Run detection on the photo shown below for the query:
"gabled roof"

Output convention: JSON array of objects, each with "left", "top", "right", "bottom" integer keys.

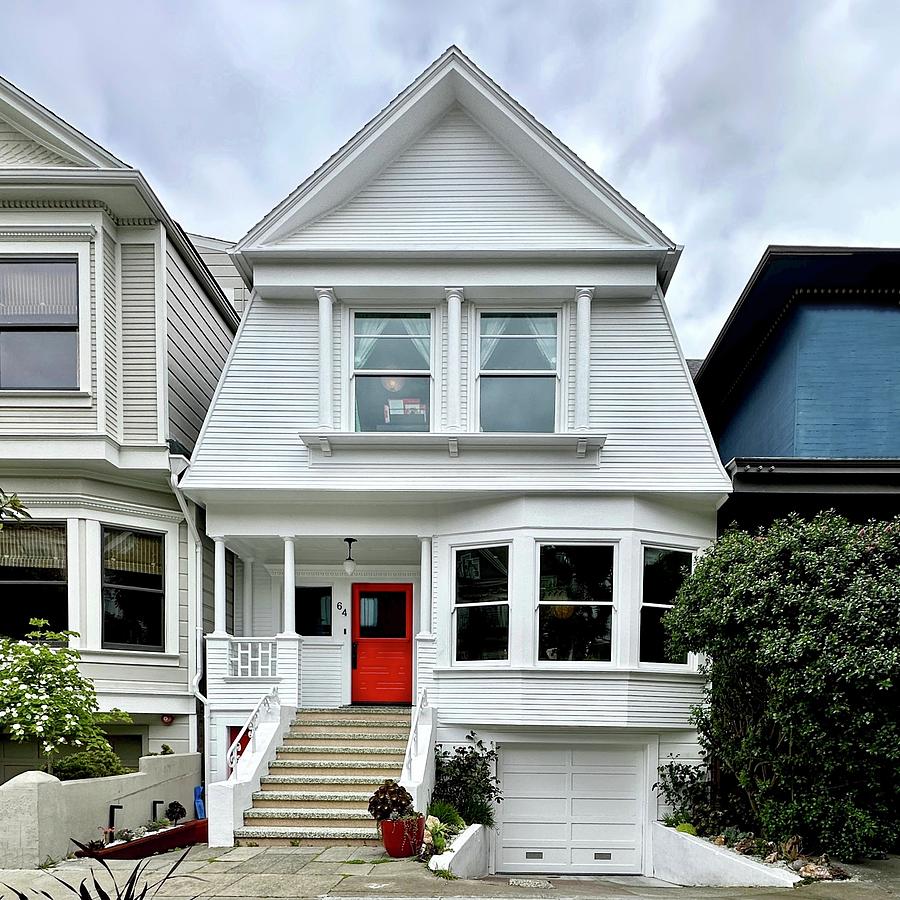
[
  {"left": 0, "top": 74, "right": 128, "bottom": 168},
  {"left": 235, "top": 46, "right": 677, "bottom": 277}
]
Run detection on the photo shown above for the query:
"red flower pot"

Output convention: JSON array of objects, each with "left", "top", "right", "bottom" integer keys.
[{"left": 380, "top": 816, "right": 425, "bottom": 857}]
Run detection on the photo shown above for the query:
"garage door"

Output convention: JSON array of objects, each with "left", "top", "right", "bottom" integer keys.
[{"left": 498, "top": 743, "right": 644, "bottom": 874}]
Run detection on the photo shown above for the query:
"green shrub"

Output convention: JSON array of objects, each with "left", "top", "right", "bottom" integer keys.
[
  {"left": 675, "top": 823, "right": 698, "bottom": 836},
  {"left": 427, "top": 799, "right": 465, "bottom": 829},
  {"left": 666, "top": 511, "right": 900, "bottom": 859},
  {"left": 655, "top": 759, "right": 721, "bottom": 834},
  {"left": 53, "top": 747, "right": 125, "bottom": 781},
  {"left": 432, "top": 731, "right": 502, "bottom": 828}
]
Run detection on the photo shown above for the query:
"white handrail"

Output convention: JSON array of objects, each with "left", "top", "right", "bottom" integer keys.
[
  {"left": 226, "top": 685, "right": 280, "bottom": 778},
  {"left": 402, "top": 687, "right": 428, "bottom": 781}
]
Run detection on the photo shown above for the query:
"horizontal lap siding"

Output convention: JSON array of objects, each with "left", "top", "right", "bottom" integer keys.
[
  {"left": 300, "top": 644, "right": 343, "bottom": 707},
  {"left": 283, "top": 108, "right": 638, "bottom": 250},
  {"left": 103, "top": 232, "right": 120, "bottom": 438},
  {"left": 187, "top": 239, "right": 249, "bottom": 316},
  {"left": 0, "top": 117, "right": 76, "bottom": 167},
  {"left": 121, "top": 244, "right": 158, "bottom": 442},
  {"left": 165, "top": 242, "right": 234, "bottom": 451}
]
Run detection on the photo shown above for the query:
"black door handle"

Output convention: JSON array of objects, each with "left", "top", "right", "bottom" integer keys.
[{"left": 352, "top": 641, "right": 358, "bottom": 669}]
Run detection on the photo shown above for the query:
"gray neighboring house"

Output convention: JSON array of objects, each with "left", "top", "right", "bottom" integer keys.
[{"left": 0, "top": 75, "right": 239, "bottom": 781}]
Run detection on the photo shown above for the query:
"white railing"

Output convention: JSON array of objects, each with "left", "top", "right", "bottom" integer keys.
[
  {"left": 400, "top": 688, "right": 436, "bottom": 813},
  {"left": 228, "top": 639, "right": 278, "bottom": 678},
  {"left": 226, "top": 685, "right": 280, "bottom": 776}
]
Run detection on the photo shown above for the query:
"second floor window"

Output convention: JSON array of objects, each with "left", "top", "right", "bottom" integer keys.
[
  {"left": 353, "top": 312, "right": 431, "bottom": 432},
  {"left": 0, "top": 258, "right": 79, "bottom": 390},
  {"left": 479, "top": 312, "right": 558, "bottom": 432}
]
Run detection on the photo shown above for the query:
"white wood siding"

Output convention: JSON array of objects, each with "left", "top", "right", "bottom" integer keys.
[
  {"left": 120, "top": 244, "right": 158, "bottom": 442},
  {"left": 0, "top": 117, "right": 78, "bottom": 167},
  {"left": 102, "top": 231, "right": 120, "bottom": 439},
  {"left": 186, "top": 234, "right": 249, "bottom": 316},
  {"left": 281, "top": 108, "right": 640, "bottom": 251},
  {"left": 300, "top": 642, "right": 343, "bottom": 707},
  {"left": 165, "top": 240, "right": 233, "bottom": 451}
]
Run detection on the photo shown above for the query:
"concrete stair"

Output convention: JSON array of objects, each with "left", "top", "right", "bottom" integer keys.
[{"left": 234, "top": 706, "right": 410, "bottom": 847}]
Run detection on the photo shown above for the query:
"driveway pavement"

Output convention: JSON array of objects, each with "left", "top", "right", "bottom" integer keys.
[{"left": 0, "top": 844, "right": 896, "bottom": 899}]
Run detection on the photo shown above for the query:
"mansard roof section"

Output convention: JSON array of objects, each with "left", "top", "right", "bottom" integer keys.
[
  {"left": 236, "top": 47, "right": 676, "bottom": 261},
  {"left": 0, "top": 74, "right": 128, "bottom": 169}
]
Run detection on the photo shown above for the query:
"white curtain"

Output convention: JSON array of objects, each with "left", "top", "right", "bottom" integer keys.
[
  {"left": 0, "top": 260, "right": 77, "bottom": 323},
  {"left": 480, "top": 314, "right": 556, "bottom": 370},
  {"left": 354, "top": 315, "right": 430, "bottom": 370}
]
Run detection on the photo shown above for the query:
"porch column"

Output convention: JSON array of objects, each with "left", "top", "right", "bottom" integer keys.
[
  {"left": 445, "top": 287, "right": 464, "bottom": 430},
  {"left": 242, "top": 557, "right": 254, "bottom": 637},
  {"left": 212, "top": 536, "right": 227, "bottom": 636},
  {"left": 574, "top": 286, "right": 594, "bottom": 431},
  {"left": 418, "top": 536, "right": 433, "bottom": 636},
  {"left": 280, "top": 536, "right": 297, "bottom": 636},
  {"left": 315, "top": 287, "right": 336, "bottom": 429}
]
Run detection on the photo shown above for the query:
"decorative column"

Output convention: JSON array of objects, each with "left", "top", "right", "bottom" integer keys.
[
  {"left": 242, "top": 558, "right": 254, "bottom": 637},
  {"left": 418, "top": 536, "right": 433, "bottom": 636},
  {"left": 315, "top": 287, "right": 336, "bottom": 429},
  {"left": 574, "top": 286, "right": 594, "bottom": 431},
  {"left": 280, "top": 536, "right": 297, "bottom": 636},
  {"left": 445, "top": 287, "right": 464, "bottom": 430},
  {"left": 212, "top": 537, "right": 227, "bottom": 636}
]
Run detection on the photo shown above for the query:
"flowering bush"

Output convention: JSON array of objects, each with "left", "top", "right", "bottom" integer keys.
[{"left": 0, "top": 618, "right": 112, "bottom": 769}]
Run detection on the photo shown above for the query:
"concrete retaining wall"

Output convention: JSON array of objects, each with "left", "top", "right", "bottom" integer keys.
[
  {"left": 428, "top": 825, "right": 489, "bottom": 878},
  {"left": 0, "top": 753, "right": 201, "bottom": 868}
]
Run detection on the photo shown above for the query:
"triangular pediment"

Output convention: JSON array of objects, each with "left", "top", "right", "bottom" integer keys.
[
  {"left": 0, "top": 115, "right": 82, "bottom": 167},
  {"left": 280, "top": 107, "right": 639, "bottom": 251},
  {"left": 239, "top": 47, "right": 674, "bottom": 255}
]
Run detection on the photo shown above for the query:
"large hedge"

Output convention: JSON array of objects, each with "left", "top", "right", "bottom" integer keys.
[{"left": 666, "top": 511, "right": 900, "bottom": 859}]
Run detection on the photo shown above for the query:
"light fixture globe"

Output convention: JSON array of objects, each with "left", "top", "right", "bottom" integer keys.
[{"left": 342, "top": 537, "right": 357, "bottom": 575}]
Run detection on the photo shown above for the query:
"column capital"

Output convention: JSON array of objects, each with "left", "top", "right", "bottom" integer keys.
[
  {"left": 279, "top": 534, "right": 296, "bottom": 542},
  {"left": 314, "top": 287, "right": 337, "bottom": 303},
  {"left": 209, "top": 534, "right": 225, "bottom": 543},
  {"left": 242, "top": 556, "right": 255, "bottom": 565},
  {"left": 575, "top": 286, "right": 595, "bottom": 302},
  {"left": 444, "top": 286, "right": 465, "bottom": 303}
]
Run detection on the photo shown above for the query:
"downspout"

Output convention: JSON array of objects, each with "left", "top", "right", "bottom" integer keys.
[{"left": 168, "top": 455, "right": 211, "bottom": 794}]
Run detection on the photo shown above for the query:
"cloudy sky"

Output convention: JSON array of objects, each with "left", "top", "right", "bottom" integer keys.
[{"left": 4, "top": 0, "right": 898, "bottom": 355}]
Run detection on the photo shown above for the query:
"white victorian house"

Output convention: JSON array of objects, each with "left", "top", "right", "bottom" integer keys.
[{"left": 182, "top": 48, "right": 731, "bottom": 874}]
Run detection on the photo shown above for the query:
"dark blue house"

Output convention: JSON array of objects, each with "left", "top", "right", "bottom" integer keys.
[{"left": 694, "top": 246, "right": 900, "bottom": 530}]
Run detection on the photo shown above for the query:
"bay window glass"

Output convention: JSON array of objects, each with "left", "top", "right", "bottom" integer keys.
[
  {"left": 102, "top": 527, "right": 165, "bottom": 652},
  {"left": 640, "top": 546, "right": 693, "bottom": 664},
  {"left": 454, "top": 545, "right": 509, "bottom": 661},
  {"left": 295, "top": 586, "right": 332, "bottom": 637},
  {"left": 538, "top": 544, "right": 613, "bottom": 662},
  {"left": 0, "top": 523, "right": 67, "bottom": 638},
  {"left": 0, "top": 259, "right": 79, "bottom": 389},
  {"left": 353, "top": 312, "right": 431, "bottom": 432},
  {"left": 479, "top": 312, "right": 557, "bottom": 432}
]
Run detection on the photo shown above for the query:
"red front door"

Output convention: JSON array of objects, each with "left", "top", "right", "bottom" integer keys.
[{"left": 351, "top": 583, "right": 413, "bottom": 704}]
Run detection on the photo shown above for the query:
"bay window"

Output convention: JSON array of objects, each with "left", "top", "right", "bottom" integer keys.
[
  {"left": 538, "top": 544, "right": 614, "bottom": 662},
  {"left": 0, "top": 523, "right": 67, "bottom": 638},
  {"left": 454, "top": 545, "right": 509, "bottom": 661},
  {"left": 102, "top": 527, "right": 165, "bottom": 652},
  {"left": 478, "top": 312, "right": 558, "bottom": 432},
  {"left": 0, "top": 258, "right": 79, "bottom": 390},
  {"left": 639, "top": 546, "right": 693, "bottom": 664},
  {"left": 353, "top": 312, "right": 431, "bottom": 432}
]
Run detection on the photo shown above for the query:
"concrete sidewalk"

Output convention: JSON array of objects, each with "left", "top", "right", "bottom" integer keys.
[{"left": 0, "top": 844, "right": 896, "bottom": 899}]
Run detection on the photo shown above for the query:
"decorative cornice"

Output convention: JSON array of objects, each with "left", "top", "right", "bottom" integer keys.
[
  {"left": 0, "top": 224, "right": 97, "bottom": 241},
  {"left": 18, "top": 493, "right": 183, "bottom": 522},
  {"left": 264, "top": 564, "right": 419, "bottom": 578},
  {"left": 0, "top": 199, "right": 157, "bottom": 227}
]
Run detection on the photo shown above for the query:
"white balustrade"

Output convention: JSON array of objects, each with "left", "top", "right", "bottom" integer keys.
[{"left": 228, "top": 639, "right": 278, "bottom": 678}]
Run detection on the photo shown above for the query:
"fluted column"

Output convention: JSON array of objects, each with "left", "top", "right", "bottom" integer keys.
[
  {"left": 445, "top": 287, "right": 464, "bottom": 430},
  {"left": 280, "top": 537, "right": 297, "bottom": 636},
  {"left": 574, "top": 286, "right": 594, "bottom": 431},
  {"left": 212, "top": 537, "right": 227, "bottom": 636},
  {"left": 242, "top": 558, "right": 254, "bottom": 637},
  {"left": 315, "top": 287, "right": 336, "bottom": 429}
]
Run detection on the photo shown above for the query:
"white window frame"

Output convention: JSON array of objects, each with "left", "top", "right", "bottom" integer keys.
[
  {"left": 638, "top": 542, "right": 698, "bottom": 671},
  {"left": 294, "top": 582, "right": 335, "bottom": 638},
  {"left": 533, "top": 540, "right": 618, "bottom": 668},
  {"left": 0, "top": 242, "right": 92, "bottom": 404},
  {"left": 451, "top": 540, "right": 513, "bottom": 667},
  {"left": 349, "top": 308, "right": 435, "bottom": 433},
  {"left": 475, "top": 307, "right": 562, "bottom": 433}
]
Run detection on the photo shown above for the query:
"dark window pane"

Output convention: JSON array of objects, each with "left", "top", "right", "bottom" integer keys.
[
  {"left": 480, "top": 376, "right": 555, "bottom": 432},
  {"left": 354, "top": 375, "right": 430, "bottom": 432},
  {"left": 296, "top": 586, "right": 332, "bottom": 637},
  {"left": 354, "top": 313, "right": 430, "bottom": 370},
  {"left": 643, "top": 547, "right": 693, "bottom": 606},
  {"left": 540, "top": 545, "right": 614, "bottom": 604},
  {"left": 358, "top": 590, "right": 407, "bottom": 638},
  {"left": 0, "top": 524, "right": 66, "bottom": 578},
  {"left": 0, "top": 330, "right": 78, "bottom": 389},
  {"left": 0, "top": 583, "right": 68, "bottom": 639},
  {"left": 456, "top": 546, "right": 509, "bottom": 604},
  {"left": 103, "top": 529, "right": 164, "bottom": 591},
  {"left": 456, "top": 604, "right": 509, "bottom": 661},
  {"left": 640, "top": 606, "right": 687, "bottom": 664},
  {"left": 102, "top": 586, "right": 164, "bottom": 651},
  {"left": 538, "top": 605, "right": 612, "bottom": 662},
  {"left": 0, "top": 260, "right": 78, "bottom": 325}
]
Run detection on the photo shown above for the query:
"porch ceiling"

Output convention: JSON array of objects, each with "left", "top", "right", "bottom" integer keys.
[{"left": 224, "top": 534, "right": 421, "bottom": 567}]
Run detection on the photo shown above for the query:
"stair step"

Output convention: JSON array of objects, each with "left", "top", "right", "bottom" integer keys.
[
  {"left": 234, "top": 825, "right": 381, "bottom": 847},
  {"left": 292, "top": 708, "right": 410, "bottom": 725},
  {"left": 245, "top": 808, "right": 374, "bottom": 829},
  {"left": 252, "top": 790, "right": 371, "bottom": 806},
  {"left": 269, "top": 760, "right": 400, "bottom": 778},
  {"left": 276, "top": 744, "right": 404, "bottom": 757},
  {"left": 290, "top": 719, "right": 410, "bottom": 731},
  {"left": 283, "top": 731, "right": 408, "bottom": 743},
  {"left": 259, "top": 775, "right": 386, "bottom": 791}
]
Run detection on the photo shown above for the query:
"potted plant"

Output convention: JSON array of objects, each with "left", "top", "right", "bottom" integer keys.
[{"left": 367, "top": 779, "right": 424, "bottom": 857}]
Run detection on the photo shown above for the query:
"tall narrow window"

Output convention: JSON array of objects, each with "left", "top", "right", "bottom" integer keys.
[
  {"left": 538, "top": 544, "right": 614, "bottom": 662},
  {"left": 0, "top": 259, "right": 79, "bottom": 389},
  {"left": 295, "top": 586, "right": 332, "bottom": 637},
  {"left": 102, "top": 527, "right": 165, "bottom": 652},
  {"left": 640, "top": 546, "right": 693, "bottom": 664},
  {"left": 0, "top": 523, "right": 67, "bottom": 638},
  {"left": 454, "top": 546, "right": 509, "bottom": 661},
  {"left": 353, "top": 312, "right": 431, "bottom": 432},
  {"left": 478, "top": 312, "right": 558, "bottom": 432}
]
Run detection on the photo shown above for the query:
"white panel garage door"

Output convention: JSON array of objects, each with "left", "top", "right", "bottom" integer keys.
[{"left": 498, "top": 743, "right": 644, "bottom": 874}]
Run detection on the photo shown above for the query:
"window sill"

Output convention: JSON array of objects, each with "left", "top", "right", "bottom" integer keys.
[
  {"left": 80, "top": 648, "right": 181, "bottom": 666},
  {"left": 434, "top": 665, "right": 701, "bottom": 677},
  {"left": 0, "top": 390, "right": 92, "bottom": 408}
]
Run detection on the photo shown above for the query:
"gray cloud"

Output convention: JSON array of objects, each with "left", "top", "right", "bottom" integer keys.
[{"left": 4, "top": 0, "right": 900, "bottom": 355}]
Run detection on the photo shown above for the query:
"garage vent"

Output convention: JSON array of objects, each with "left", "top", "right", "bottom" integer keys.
[
  {"left": 525, "top": 851, "right": 543, "bottom": 860},
  {"left": 594, "top": 852, "right": 612, "bottom": 860}
]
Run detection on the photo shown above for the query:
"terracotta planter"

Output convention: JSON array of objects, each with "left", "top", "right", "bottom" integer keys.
[
  {"left": 76, "top": 819, "right": 208, "bottom": 860},
  {"left": 380, "top": 816, "right": 425, "bottom": 857}
]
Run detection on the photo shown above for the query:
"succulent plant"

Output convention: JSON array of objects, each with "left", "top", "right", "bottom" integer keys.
[{"left": 367, "top": 779, "right": 415, "bottom": 822}]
